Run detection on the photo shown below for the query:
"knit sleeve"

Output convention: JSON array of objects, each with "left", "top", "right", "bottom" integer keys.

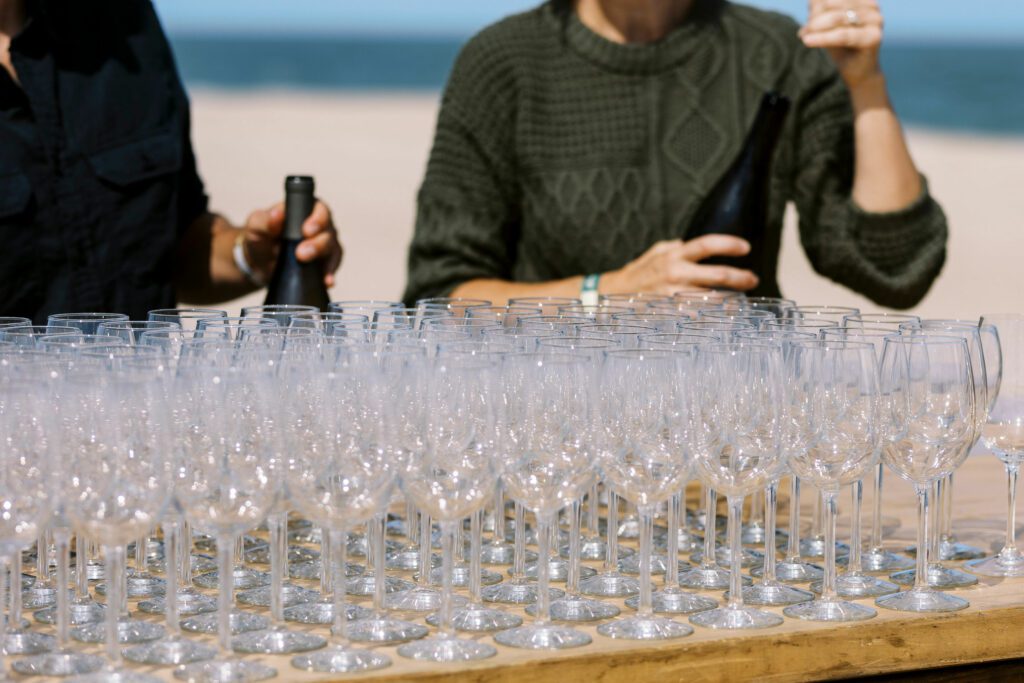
[
  {"left": 401, "top": 31, "right": 520, "bottom": 306},
  {"left": 790, "top": 50, "right": 948, "bottom": 310}
]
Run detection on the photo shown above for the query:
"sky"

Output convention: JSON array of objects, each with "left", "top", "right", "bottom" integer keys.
[{"left": 152, "top": 0, "right": 1024, "bottom": 42}]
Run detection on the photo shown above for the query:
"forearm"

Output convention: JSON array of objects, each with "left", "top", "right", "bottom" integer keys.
[
  {"left": 175, "top": 212, "right": 259, "bottom": 304},
  {"left": 451, "top": 276, "right": 585, "bottom": 305},
  {"left": 849, "top": 74, "right": 922, "bottom": 212}
]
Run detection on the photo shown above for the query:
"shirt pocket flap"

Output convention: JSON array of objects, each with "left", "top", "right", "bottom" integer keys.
[
  {"left": 0, "top": 172, "right": 32, "bottom": 218},
  {"left": 87, "top": 130, "right": 182, "bottom": 187}
]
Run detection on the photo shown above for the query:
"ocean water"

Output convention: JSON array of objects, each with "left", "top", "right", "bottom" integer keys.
[{"left": 169, "top": 35, "right": 1024, "bottom": 136}]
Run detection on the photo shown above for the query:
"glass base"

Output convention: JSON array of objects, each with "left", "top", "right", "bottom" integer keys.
[
  {"left": 397, "top": 635, "right": 497, "bottom": 662},
  {"left": 2, "top": 616, "right": 29, "bottom": 630},
  {"left": 180, "top": 610, "right": 269, "bottom": 635},
  {"left": 479, "top": 542, "right": 524, "bottom": 565},
  {"left": 617, "top": 553, "right": 678, "bottom": 576},
  {"left": 232, "top": 626, "right": 328, "bottom": 654},
  {"left": 627, "top": 588, "right": 717, "bottom": 615},
  {"left": 597, "top": 614, "right": 694, "bottom": 640},
  {"left": 137, "top": 591, "right": 218, "bottom": 617},
  {"left": 22, "top": 584, "right": 61, "bottom": 609},
  {"left": 11, "top": 649, "right": 105, "bottom": 677},
  {"left": 618, "top": 515, "right": 640, "bottom": 539},
  {"left": 653, "top": 530, "right": 702, "bottom": 555},
  {"left": 811, "top": 572, "right": 899, "bottom": 598},
  {"left": 287, "top": 527, "right": 321, "bottom": 544},
  {"left": 799, "top": 537, "right": 850, "bottom": 559},
  {"left": 283, "top": 600, "right": 372, "bottom": 625},
  {"left": 173, "top": 659, "right": 277, "bottom": 683},
  {"left": 533, "top": 595, "right": 620, "bottom": 621},
  {"left": 738, "top": 581, "right": 814, "bottom": 606},
  {"left": 493, "top": 624, "right": 592, "bottom": 649},
  {"left": 690, "top": 546, "right": 764, "bottom": 569},
  {"left": 890, "top": 565, "right": 978, "bottom": 589},
  {"left": 861, "top": 547, "right": 915, "bottom": 572},
  {"left": 578, "top": 571, "right": 639, "bottom": 597},
  {"left": 123, "top": 636, "right": 218, "bottom": 665},
  {"left": 345, "top": 574, "right": 415, "bottom": 596},
  {"left": 235, "top": 583, "right": 320, "bottom": 608},
  {"left": 243, "top": 544, "right": 319, "bottom": 565},
  {"left": 678, "top": 566, "right": 749, "bottom": 591},
  {"left": 346, "top": 615, "right": 429, "bottom": 644},
  {"left": 385, "top": 548, "right": 440, "bottom": 571},
  {"left": 521, "top": 558, "right": 596, "bottom": 583},
  {"left": 768, "top": 559, "right": 824, "bottom": 583},
  {"left": 428, "top": 564, "right": 504, "bottom": 586},
  {"left": 95, "top": 575, "right": 166, "bottom": 599},
  {"left": 938, "top": 539, "right": 987, "bottom": 561},
  {"left": 288, "top": 560, "right": 363, "bottom": 581},
  {"left": 385, "top": 586, "right": 467, "bottom": 612},
  {"left": 70, "top": 619, "right": 166, "bottom": 644},
  {"left": 875, "top": 587, "right": 969, "bottom": 613},
  {"left": 562, "top": 536, "right": 610, "bottom": 561},
  {"left": 65, "top": 669, "right": 164, "bottom": 683},
  {"left": 738, "top": 525, "right": 788, "bottom": 548},
  {"left": 192, "top": 567, "right": 270, "bottom": 591},
  {"left": 427, "top": 605, "right": 523, "bottom": 631},
  {"left": 783, "top": 597, "right": 876, "bottom": 622},
  {"left": 291, "top": 646, "right": 391, "bottom": 673},
  {"left": 21, "top": 573, "right": 35, "bottom": 589},
  {"left": 3, "top": 630, "right": 56, "bottom": 655},
  {"left": 689, "top": 604, "right": 783, "bottom": 629},
  {"left": 481, "top": 580, "right": 565, "bottom": 605},
  {"left": 34, "top": 600, "right": 106, "bottom": 626},
  {"left": 193, "top": 535, "right": 262, "bottom": 553},
  {"left": 965, "top": 549, "right": 1024, "bottom": 577},
  {"left": 148, "top": 553, "right": 217, "bottom": 576}
]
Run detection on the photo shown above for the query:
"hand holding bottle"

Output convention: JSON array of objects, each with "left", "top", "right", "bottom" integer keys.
[
  {"left": 601, "top": 235, "right": 759, "bottom": 296},
  {"left": 240, "top": 197, "right": 343, "bottom": 288}
]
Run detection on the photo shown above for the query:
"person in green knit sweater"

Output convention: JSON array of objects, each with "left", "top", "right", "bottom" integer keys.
[{"left": 403, "top": 0, "right": 947, "bottom": 309}]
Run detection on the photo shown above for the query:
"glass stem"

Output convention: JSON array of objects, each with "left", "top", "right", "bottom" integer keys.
[
  {"left": 406, "top": 501, "right": 418, "bottom": 548},
  {"left": 439, "top": 521, "right": 457, "bottom": 638},
  {"left": 761, "top": 481, "right": 778, "bottom": 584},
  {"left": 567, "top": 500, "right": 581, "bottom": 596},
  {"left": 637, "top": 504, "right": 654, "bottom": 617},
  {"left": 929, "top": 479, "right": 941, "bottom": 568},
  {"left": 869, "top": 464, "right": 884, "bottom": 551},
  {"left": 701, "top": 488, "right": 717, "bottom": 569},
  {"left": 1003, "top": 464, "right": 1019, "bottom": 557},
  {"left": 491, "top": 484, "right": 504, "bottom": 545},
  {"left": 329, "top": 529, "right": 348, "bottom": 645},
  {"left": 216, "top": 534, "right": 234, "bottom": 653},
  {"left": 163, "top": 520, "right": 180, "bottom": 636},
  {"left": 319, "top": 527, "right": 332, "bottom": 597},
  {"left": 35, "top": 530, "right": 48, "bottom": 584},
  {"left": 0, "top": 557, "right": 7, "bottom": 678},
  {"left": 417, "top": 513, "right": 431, "bottom": 588},
  {"left": 372, "top": 515, "right": 386, "bottom": 612},
  {"left": 606, "top": 491, "right": 620, "bottom": 571},
  {"left": 469, "top": 510, "right": 483, "bottom": 603},
  {"left": 848, "top": 480, "right": 864, "bottom": 574},
  {"left": 534, "top": 513, "right": 553, "bottom": 625},
  {"left": 587, "top": 483, "right": 599, "bottom": 538},
  {"left": 821, "top": 489, "right": 839, "bottom": 601},
  {"left": 512, "top": 503, "right": 526, "bottom": 581},
  {"left": 180, "top": 521, "right": 193, "bottom": 588},
  {"left": 749, "top": 489, "right": 764, "bottom": 530},
  {"left": 913, "top": 485, "right": 930, "bottom": 591},
  {"left": 726, "top": 496, "right": 744, "bottom": 610},
  {"left": 664, "top": 492, "right": 681, "bottom": 590},
  {"left": 786, "top": 477, "right": 801, "bottom": 561},
  {"left": 75, "top": 534, "right": 89, "bottom": 599},
  {"left": 269, "top": 512, "right": 285, "bottom": 623},
  {"left": 811, "top": 490, "right": 822, "bottom": 541},
  {"left": 10, "top": 551, "right": 23, "bottom": 627},
  {"left": 135, "top": 535, "right": 146, "bottom": 575},
  {"left": 103, "top": 544, "right": 125, "bottom": 665},
  {"left": 941, "top": 473, "right": 955, "bottom": 543},
  {"left": 53, "top": 527, "right": 71, "bottom": 647}
]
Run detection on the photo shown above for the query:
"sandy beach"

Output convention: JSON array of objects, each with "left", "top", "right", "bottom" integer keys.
[{"left": 187, "top": 90, "right": 1024, "bottom": 317}]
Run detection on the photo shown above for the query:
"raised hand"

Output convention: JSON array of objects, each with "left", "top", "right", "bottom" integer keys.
[{"left": 800, "top": 0, "right": 884, "bottom": 89}]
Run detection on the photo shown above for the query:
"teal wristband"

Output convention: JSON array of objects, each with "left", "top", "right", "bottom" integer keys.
[{"left": 581, "top": 273, "right": 600, "bottom": 306}]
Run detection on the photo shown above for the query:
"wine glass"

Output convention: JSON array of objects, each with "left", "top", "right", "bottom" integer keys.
[
  {"left": 968, "top": 315, "right": 1023, "bottom": 577},
  {"left": 196, "top": 317, "right": 278, "bottom": 340},
  {"left": 240, "top": 304, "right": 317, "bottom": 327},
  {"left": 96, "top": 320, "right": 181, "bottom": 345},
  {"left": 494, "top": 354, "right": 595, "bottom": 649},
  {"left": 414, "top": 297, "right": 491, "bottom": 318},
  {"left": 843, "top": 313, "right": 920, "bottom": 331},
  {"left": 689, "top": 342, "right": 787, "bottom": 630},
  {"left": 556, "top": 305, "right": 633, "bottom": 324},
  {"left": 875, "top": 335, "right": 976, "bottom": 613},
  {"left": 611, "top": 313, "right": 690, "bottom": 332},
  {"left": 397, "top": 355, "right": 500, "bottom": 661},
  {"left": 597, "top": 293, "right": 672, "bottom": 311},
  {"left": 0, "top": 325, "right": 78, "bottom": 346},
  {"left": 782, "top": 341, "right": 882, "bottom": 622},
  {"left": 62, "top": 365, "right": 173, "bottom": 682},
  {"left": 466, "top": 305, "right": 543, "bottom": 327},
  {"left": 596, "top": 350, "right": 697, "bottom": 640},
  {"left": 47, "top": 313, "right": 129, "bottom": 334},
  {"left": 286, "top": 348, "right": 397, "bottom": 674},
  {"left": 328, "top": 299, "right": 403, "bottom": 320},
  {"left": 787, "top": 305, "right": 859, "bottom": 326},
  {"left": 508, "top": 296, "right": 580, "bottom": 316},
  {"left": 678, "top": 320, "right": 755, "bottom": 338},
  {"left": 147, "top": 308, "right": 227, "bottom": 330}
]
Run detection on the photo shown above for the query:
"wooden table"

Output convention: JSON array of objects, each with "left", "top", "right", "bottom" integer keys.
[{"left": 13, "top": 454, "right": 1024, "bottom": 682}]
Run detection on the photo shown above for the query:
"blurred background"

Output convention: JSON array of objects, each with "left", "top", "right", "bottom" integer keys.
[{"left": 152, "top": 0, "right": 1024, "bottom": 316}]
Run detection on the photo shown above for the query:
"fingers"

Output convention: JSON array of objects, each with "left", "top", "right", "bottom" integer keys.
[
  {"left": 680, "top": 234, "right": 751, "bottom": 262},
  {"left": 302, "top": 200, "right": 334, "bottom": 238},
  {"left": 801, "top": 7, "right": 882, "bottom": 35},
  {"left": 802, "top": 25, "right": 881, "bottom": 49},
  {"left": 296, "top": 231, "right": 334, "bottom": 262},
  {"left": 684, "top": 264, "right": 759, "bottom": 291},
  {"left": 246, "top": 202, "right": 284, "bottom": 237}
]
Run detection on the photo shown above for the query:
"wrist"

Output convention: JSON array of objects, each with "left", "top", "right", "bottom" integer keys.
[{"left": 847, "top": 71, "right": 890, "bottom": 113}]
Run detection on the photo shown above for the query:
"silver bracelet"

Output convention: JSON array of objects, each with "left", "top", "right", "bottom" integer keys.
[{"left": 233, "top": 232, "right": 266, "bottom": 287}]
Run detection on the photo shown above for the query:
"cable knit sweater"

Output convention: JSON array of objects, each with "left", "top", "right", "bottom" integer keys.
[{"left": 402, "top": 1, "right": 948, "bottom": 309}]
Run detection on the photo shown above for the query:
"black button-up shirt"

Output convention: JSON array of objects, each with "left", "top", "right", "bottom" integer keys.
[{"left": 1, "top": 0, "right": 208, "bottom": 322}]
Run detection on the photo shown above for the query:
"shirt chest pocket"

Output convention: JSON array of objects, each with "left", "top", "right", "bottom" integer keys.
[
  {"left": 0, "top": 172, "right": 33, "bottom": 220},
  {"left": 87, "top": 129, "right": 182, "bottom": 189}
]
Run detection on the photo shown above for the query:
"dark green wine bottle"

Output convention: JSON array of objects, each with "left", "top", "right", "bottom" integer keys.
[{"left": 264, "top": 175, "right": 330, "bottom": 311}]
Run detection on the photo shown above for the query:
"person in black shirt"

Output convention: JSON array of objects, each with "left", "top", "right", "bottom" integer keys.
[{"left": 0, "top": 0, "right": 343, "bottom": 322}]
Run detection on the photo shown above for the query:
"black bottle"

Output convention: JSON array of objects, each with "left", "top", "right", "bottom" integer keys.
[
  {"left": 264, "top": 175, "right": 330, "bottom": 311},
  {"left": 685, "top": 92, "right": 790, "bottom": 271}
]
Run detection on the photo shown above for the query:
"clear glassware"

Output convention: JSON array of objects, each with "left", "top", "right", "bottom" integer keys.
[
  {"left": 96, "top": 320, "right": 181, "bottom": 345},
  {"left": 287, "top": 348, "right": 397, "bottom": 674},
  {"left": 508, "top": 296, "right": 581, "bottom": 316},
  {"left": 240, "top": 304, "right": 318, "bottom": 327},
  {"left": 689, "top": 342, "right": 787, "bottom": 630},
  {"left": 556, "top": 304, "right": 633, "bottom": 324},
  {"left": 611, "top": 312, "right": 690, "bottom": 332},
  {"left": 597, "top": 292, "right": 673, "bottom": 311},
  {"left": 397, "top": 355, "right": 500, "bottom": 661},
  {"left": 46, "top": 312, "right": 129, "bottom": 334},
  {"left": 787, "top": 305, "right": 860, "bottom": 326},
  {"left": 968, "top": 315, "right": 1023, "bottom": 577},
  {"left": 0, "top": 325, "right": 78, "bottom": 346},
  {"left": 494, "top": 354, "right": 595, "bottom": 650},
  {"left": 414, "top": 297, "right": 492, "bottom": 318},
  {"left": 781, "top": 341, "right": 882, "bottom": 622},
  {"left": 875, "top": 335, "right": 976, "bottom": 613},
  {"left": 677, "top": 320, "right": 756, "bottom": 339},
  {"left": 328, "top": 299, "right": 404, "bottom": 320},
  {"left": 465, "top": 305, "right": 543, "bottom": 327},
  {"left": 147, "top": 308, "right": 227, "bottom": 330},
  {"left": 517, "top": 315, "right": 590, "bottom": 336},
  {"left": 576, "top": 323, "right": 657, "bottom": 348},
  {"left": 195, "top": 317, "right": 279, "bottom": 340},
  {"left": 595, "top": 349, "right": 697, "bottom": 640},
  {"left": 578, "top": 488, "right": 639, "bottom": 597}
]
